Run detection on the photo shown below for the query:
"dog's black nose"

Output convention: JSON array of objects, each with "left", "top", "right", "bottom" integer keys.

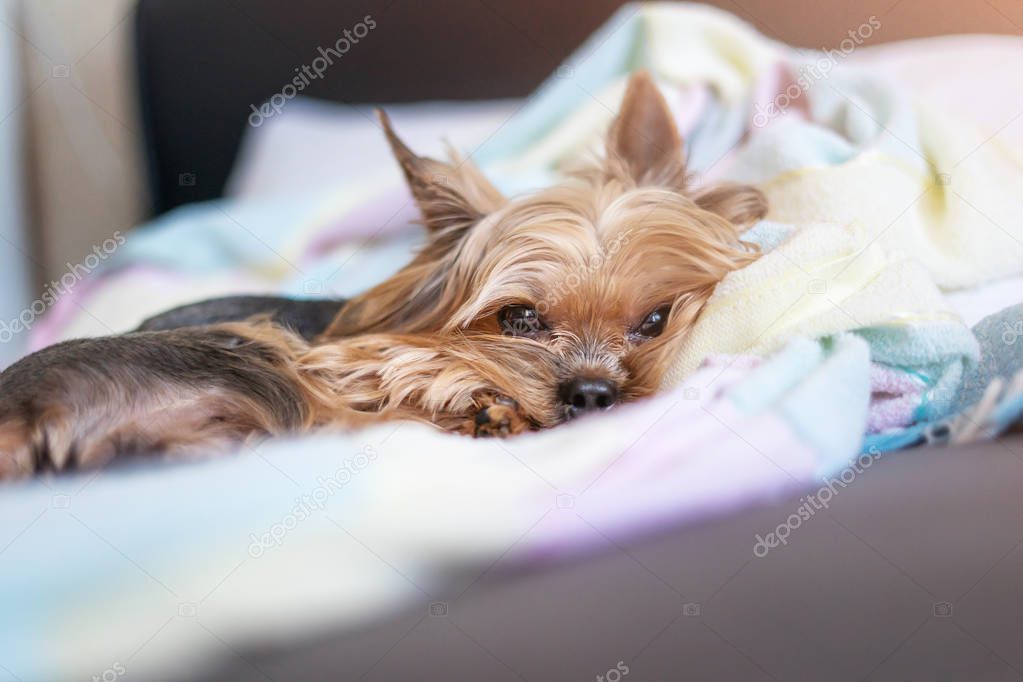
[{"left": 560, "top": 377, "right": 618, "bottom": 417}]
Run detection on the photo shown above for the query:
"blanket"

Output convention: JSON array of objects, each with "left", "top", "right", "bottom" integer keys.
[
  {"left": 5, "top": 4, "right": 1023, "bottom": 679},
  {"left": 0, "top": 335, "right": 871, "bottom": 680}
]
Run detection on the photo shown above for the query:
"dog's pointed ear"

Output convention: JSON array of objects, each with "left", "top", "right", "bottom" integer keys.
[
  {"left": 377, "top": 109, "right": 505, "bottom": 234},
  {"left": 606, "top": 71, "right": 686, "bottom": 187}
]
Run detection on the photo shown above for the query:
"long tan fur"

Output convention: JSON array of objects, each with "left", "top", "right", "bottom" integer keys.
[{"left": 0, "top": 71, "right": 765, "bottom": 479}]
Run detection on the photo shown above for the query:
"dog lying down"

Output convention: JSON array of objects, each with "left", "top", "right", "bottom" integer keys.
[{"left": 0, "top": 72, "right": 766, "bottom": 479}]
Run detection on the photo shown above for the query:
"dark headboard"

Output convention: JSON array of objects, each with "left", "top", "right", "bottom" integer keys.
[{"left": 133, "top": 0, "right": 627, "bottom": 216}]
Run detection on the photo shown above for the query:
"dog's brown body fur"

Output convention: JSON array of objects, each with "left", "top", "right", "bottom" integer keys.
[
  {"left": 0, "top": 72, "right": 766, "bottom": 479},
  {"left": 0, "top": 324, "right": 554, "bottom": 477}
]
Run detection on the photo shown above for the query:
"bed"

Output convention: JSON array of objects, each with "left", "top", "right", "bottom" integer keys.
[{"left": 2, "top": 3, "right": 1023, "bottom": 681}]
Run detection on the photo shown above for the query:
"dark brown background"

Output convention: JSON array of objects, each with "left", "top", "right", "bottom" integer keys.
[{"left": 135, "top": 0, "right": 1023, "bottom": 214}]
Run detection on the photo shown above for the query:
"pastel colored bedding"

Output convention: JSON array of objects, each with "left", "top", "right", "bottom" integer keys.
[
  {"left": 4, "top": 4, "right": 1023, "bottom": 679},
  {"left": 0, "top": 334, "right": 870, "bottom": 680}
]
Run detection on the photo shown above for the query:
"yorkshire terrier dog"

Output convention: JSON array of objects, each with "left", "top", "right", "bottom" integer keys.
[{"left": 0, "top": 72, "right": 765, "bottom": 479}]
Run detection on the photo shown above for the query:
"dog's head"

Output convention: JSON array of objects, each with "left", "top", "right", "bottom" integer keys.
[{"left": 328, "top": 71, "right": 765, "bottom": 423}]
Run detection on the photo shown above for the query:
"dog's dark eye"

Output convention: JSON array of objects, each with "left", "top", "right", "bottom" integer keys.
[
  {"left": 633, "top": 305, "right": 671, "bottom": 339},
  {"left": 498, "top": 305, "right": 547, "bottom": 338}
]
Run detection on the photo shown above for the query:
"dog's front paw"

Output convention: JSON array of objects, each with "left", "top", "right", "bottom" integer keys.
[{"left": 465, "top": 395, "right": 531, "bottom": 438}]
